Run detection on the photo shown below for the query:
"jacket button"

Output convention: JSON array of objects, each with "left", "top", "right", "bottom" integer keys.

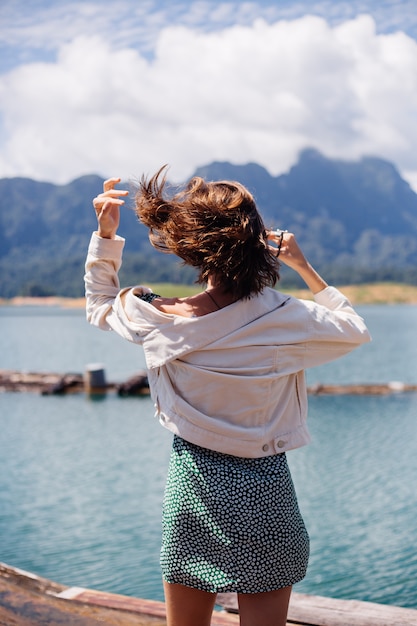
[
  {"left": 262, "top": 444, "right": 269, "bottom": 452},
  {"left": 277, "top": 440, "right": 286, "bottom": 448}
]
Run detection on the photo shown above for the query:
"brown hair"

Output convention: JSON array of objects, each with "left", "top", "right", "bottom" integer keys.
[{"left": 135, "top": 165, "right": 279, "bottom": 299}]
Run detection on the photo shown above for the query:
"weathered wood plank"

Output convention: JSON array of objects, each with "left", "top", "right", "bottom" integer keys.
[
  {"left": 217, "top": 591, "right": 417, "bottom": 625},
  {"left": 2, "top": 563, "right": 416, "bottom": 626},
  {"left": 290, "top": 592, "right": 417, "bottom": 626},
  {"left": 0, "top": 563, "right": 239, "bottom": 625},
  {"left": 66, "top": 589, "right": 240, "bottom": 625},
  {"left": 0, "top": 574, "right": 165, "bottom": 625}
]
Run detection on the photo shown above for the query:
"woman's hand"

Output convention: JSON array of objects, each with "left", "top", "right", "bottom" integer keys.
[
  {"left": 268, "top": 230, "right": 308, "bottom": 271},
  {"left": 92, "top": 178, "right": 129, "bottom": 239},
  {"left": 267, "top": 230, "right": 328, "bottom": 294}
]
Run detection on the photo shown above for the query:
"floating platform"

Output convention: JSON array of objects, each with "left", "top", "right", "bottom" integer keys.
[
  {"left": 0, "top": 369, "right": 150, "bottom": 396},
  {"left": 1, "top": 369, "right": 417, "bottom": 397},
  {"left": 0, "top": 562, "right": 416, "bottom": 625},
  {"left": 306, "top": 381, "right": 417, "bottom": 395}
]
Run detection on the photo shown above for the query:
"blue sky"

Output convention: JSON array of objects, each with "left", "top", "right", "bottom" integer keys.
[{"left": 1, "top": 0, "right": 417, "bottom": 189}]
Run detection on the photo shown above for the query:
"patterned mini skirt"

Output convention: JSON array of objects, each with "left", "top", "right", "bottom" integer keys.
[{"left": 160, "top": 436, "right": 309, "bottom": 594}]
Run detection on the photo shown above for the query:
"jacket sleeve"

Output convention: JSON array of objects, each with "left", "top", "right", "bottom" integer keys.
[
  {"left": 84, "top": 232, "right": 155, "bottom": 344},
  {"left": 84, "top": 232, "right": 125, "bottom": 330},
  {"left": 296, "top": 286, "right": 372, "bottom": 369}
]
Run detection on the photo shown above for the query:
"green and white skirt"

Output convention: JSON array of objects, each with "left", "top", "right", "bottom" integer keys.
[{"left": 160, "top": 436, "right": 309, "bottom": 594}]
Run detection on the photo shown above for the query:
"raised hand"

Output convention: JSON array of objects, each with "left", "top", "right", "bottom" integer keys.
[
  {"left": 267, "top": 230, "right": 328, "bottom": 294},
  {"left": 92, "top": 178, "right": 129, "bottom": 239},
  {"left": 268, "top": 230, "right": 308, "bottom": 271}
]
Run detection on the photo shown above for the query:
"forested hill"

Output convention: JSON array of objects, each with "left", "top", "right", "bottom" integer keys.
[{"left": 1, "top": 148, "right": 417, "bottom": 298}]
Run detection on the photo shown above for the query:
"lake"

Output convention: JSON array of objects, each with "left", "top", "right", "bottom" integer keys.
[{"left": 0, "top": 302, "right": 416, "bottom": 609}]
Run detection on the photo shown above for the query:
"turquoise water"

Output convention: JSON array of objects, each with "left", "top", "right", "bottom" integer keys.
[{"left": 0, "top": 304, "right": 416, "bottom": 608}]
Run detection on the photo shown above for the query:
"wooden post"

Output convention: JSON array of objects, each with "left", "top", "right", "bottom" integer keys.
[{"left": 84, "top": 363, "right": 107, "bottom": 395}]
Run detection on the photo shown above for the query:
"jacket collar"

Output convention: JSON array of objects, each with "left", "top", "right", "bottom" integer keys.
[{"left": 133, "top": 288, "right": 290, "bottom": 368}]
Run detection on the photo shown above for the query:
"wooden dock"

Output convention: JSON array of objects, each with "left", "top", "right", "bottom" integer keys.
[
  {"left": 0, "top": 369, "right": 150, "bottom": 396},
  {"left": 0, "top": 562, "right": 416, "bottom": 625},
  {"left": 2, "top": 369, "right": 417, "bottom": 397}
]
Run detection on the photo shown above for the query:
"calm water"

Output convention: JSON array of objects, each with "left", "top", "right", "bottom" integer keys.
[{"left": 0, "top": 303, "right": 416, "bottom": 609}]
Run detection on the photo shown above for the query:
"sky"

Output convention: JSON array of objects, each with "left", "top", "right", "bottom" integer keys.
[{"left": 1, "top": 0, "right": 417, "bottom": 190}]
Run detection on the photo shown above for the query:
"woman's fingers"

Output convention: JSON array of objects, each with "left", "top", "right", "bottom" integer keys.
[
  {"left": 93, "top": 178, "right": 129, "bottom": 211},
  {"left": 97, "top": 198, "right": 123, "bottom": 215},
  {"left": 93, "top": 193, "right": 126, "bottom": 210},
  {"left": 102, "top": 178, "right": 128, "bottom": 199},
  {"left": 103, "top": 177, "right": 123, "bottom": 192},
  {"left": 266, "top": 230, "right": 308, "bottom": 269},
  {"left": 90, "top": 177, "right": 127, "bottom": 238}
]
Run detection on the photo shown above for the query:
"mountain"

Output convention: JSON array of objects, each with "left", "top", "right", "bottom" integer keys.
[
  {"left": 196, "top": 150, "right": 417, "bottom": 281},
  {"left": 1, "top": 149, "right": 417, "bottom": 297}
]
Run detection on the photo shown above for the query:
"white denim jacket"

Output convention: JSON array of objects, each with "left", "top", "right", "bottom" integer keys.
[{"left": 85, "top": 233, "right": 371, "bottom": 458}]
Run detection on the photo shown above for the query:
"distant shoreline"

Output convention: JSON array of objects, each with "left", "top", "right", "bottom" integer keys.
[
  {"left": 0, "top": 297, "right": 86, "bottom": 308},
  {"left": 285, "top": 282, "right": 417, "bottom": 305},
  {"left": 1, "top": 282, "right": 417, "bottom": 307}
]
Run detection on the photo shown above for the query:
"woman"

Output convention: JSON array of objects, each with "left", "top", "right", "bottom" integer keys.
[{"left": 85, "top": 168, "right": 371, "bottom": 626}]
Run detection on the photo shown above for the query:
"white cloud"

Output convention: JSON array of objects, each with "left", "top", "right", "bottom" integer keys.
[{"left": 0, "top": 13, "right": 417, "bottom": 190}]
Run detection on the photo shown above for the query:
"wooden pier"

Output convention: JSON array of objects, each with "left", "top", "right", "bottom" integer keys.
[
  {"left": 2, "top": 369, "right": 417, "bottom": 397},
  {"left": 0, "top": 369, "right": 150, "bottom": 396},
  {"left": 0, "top": 562, "right": 416, "bottom": 625}
]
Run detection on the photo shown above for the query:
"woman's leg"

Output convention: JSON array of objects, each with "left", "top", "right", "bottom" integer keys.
[
  {"left": 237, "top": 585, "right": 292, "bottom": 626},
  {"left": 163, "top": 580, "right": 217, "bottom": 626}
]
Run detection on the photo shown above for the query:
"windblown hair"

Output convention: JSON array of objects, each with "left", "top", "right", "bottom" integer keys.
[{"left": 135, "top": 165, "right": 279, "bottom": 300}]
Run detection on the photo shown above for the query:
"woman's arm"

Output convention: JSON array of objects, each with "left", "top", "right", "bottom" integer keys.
[
  {"left": 85, "top": 178, "right": 128, "bottom": 328},
  {"left": 268, "top": 230, "right": 371, "bottom": 353}
]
